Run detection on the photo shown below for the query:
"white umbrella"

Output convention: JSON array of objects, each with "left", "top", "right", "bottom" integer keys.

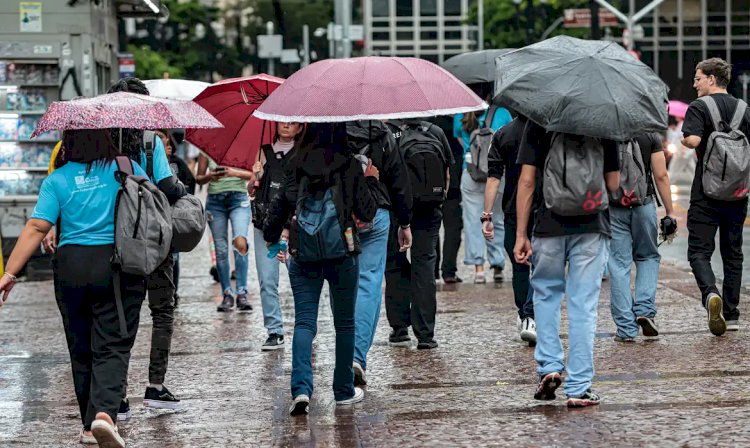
[{"left": 143, "top": 79, "right": 210, "bottom": 101}]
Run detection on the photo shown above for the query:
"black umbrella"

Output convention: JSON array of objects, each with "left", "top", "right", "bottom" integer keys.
[
  {"left": 442, "top": 49, "right": 515, "bottom": 85},
  {"left": 493, "top": 36, "right": 668, "bottom": 141}
]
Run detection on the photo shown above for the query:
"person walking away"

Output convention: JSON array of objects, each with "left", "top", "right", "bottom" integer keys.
[
  {"left": 607, "top": 132, "right": 675, "bottom": 342},
  {"left": 454, "top": 106, "right": 513, "bottom": 283},
  {"left": 249, "top": 121, "right": 304, "bottom": 351},
  {"left": 482, "top": 115, "right": 536, "bottom": 344},
  {"left": 195, "top": 154, "right": 255, "bottom": 312},
  {"left": 515, "top": 123, "right": 620, "bottom": 407},
  {"left": 431, "top": 115, "right": 465, "bottom": 283},
  {"left": 107, "top": 78, "right": 188, "bottom": 416},
  {"left": 263, "top": 123, "right": 379, "bottom": 415},
  {"left": 681, "top": 57, "right": 750, "bottom": 336},
  {"left": 155, "top": 129, "right": 196, "bottom": 308},
  {"left": 0, "top": 130, "right": 149, "bottom": 447},
  {"left": 385, "top": 118, "right": 454, "bottom": 349},
  {"left": 346, "top": 120, "right": 412, "bottom": 385}
]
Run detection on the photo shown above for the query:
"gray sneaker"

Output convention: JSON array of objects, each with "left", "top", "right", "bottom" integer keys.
[
  {"left": 261, "top": 334, "right": 284, "bottom": 351},
  {"left": 289, "top": 394, "right": 310, "bottom": 416},
  {"left": 613, "top": 335, "right": 635, "bottom": 343},
  {"left": 336, "top": 387, "right": 365, "bottom": 405},
  {"left": 706, "top": 293, "right": 726, "bottom": 336},
  {"left": 217, "top": 293, "right": 234, "bottom": 312}
]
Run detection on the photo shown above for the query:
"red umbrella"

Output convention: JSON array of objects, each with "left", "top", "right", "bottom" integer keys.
[
  {"left": 253, "top": 57, "right": 486, "bottom": 122},
  {"left": 31, "top": 91, "right": 222, "bottom": 138},
  {"left": 186, "top": 74, "right": 284, "bottom": 170}
]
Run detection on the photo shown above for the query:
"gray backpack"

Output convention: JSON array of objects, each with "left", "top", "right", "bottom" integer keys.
[
  {"left": 699, "top": 96, "right": 750, "bottom": 201},
  {"left": 543, "top": 133, "right": 608, "bottom": 216},
  {"left": 467, "top": 107, "right": 497, "bottom": 182},
  {"left": 171, "top": 194, "right": 206, "bottom": 252},
  {"left": 112, "top": 156, "right": 172, "bottom": 276},
  {"left": 610, "top": 139, "right": 649, "bottom": 207}
]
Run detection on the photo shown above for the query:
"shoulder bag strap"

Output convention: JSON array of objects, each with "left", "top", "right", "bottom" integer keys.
[
  {"left": 730, "top": 100, "right": 748, "bottom": 130},
  {"left": 698, "top": 96, "right": 724, "bottom": 132}
]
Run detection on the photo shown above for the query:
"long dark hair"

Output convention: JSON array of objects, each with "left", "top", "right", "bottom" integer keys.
[
  {"left": 107, "top": 77, "right": 150, "bottom": 160},
  {"left": 55, "top": 129, "right": 120, "bottom": 172}
]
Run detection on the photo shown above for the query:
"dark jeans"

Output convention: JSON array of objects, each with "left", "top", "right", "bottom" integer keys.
[
  {"left": 504, "top": 215, "right": 534, "bottom": 320},
  {"left": 53, "top": 245, "right": 145, "bottom": 429},
  {"left": 173, "top": 252, "right": 180, "bottom": 292},
  {"left": 385, "top": 208, "right": 442, "bottom": 342},
  {"left": 687, "top": 199, "right": 747, "bottom": 320},
  {"left": 441, "top": 195, "right": 463, "bottom": 278},
  {"left": 146, "top": 253, "right": 176, "bottom": 385},
  {"left": 288, "top": 256, "right": 359, "bottom": 401}
]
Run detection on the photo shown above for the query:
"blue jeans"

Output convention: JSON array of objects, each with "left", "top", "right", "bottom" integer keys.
[
  {"left": 206, "top": 192, "right": 251, "bottom": 296},
  {"left": 289, "top": 256, "right": 359, "bottom": 401},
  {"left": 353, "top": 208, "right": 390, "bottom": 370},
  {"left": 253, "top": 227, "right": 285, "bottom": 335},
  {"left": 460, "top": 171, "right": 505, "bottom": 267},
  {"left": 608, "top": 203, "right": 660, "bottom": 338},
  {"left": 531, "top": 233, "right": 607, "bottom": 397}
]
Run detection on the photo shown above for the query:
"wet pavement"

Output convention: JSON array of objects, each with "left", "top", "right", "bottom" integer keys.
[{"left": 2, "top": 213, "right": 750, "bottom": 447}]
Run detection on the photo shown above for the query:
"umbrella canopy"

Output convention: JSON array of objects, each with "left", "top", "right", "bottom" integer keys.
[
  {"left": 668, "top": 100, "right": 689, "bottom": 119},
  {"left": 442, "top": 49, "right": 515, "bottom": 84},
  {"left": 31, "top": 91, "right": 222, "bottom": 138},
  {"left": 185, "top": 74, "right": 284, "bottom": 170},
  {"left": 253, "top": 56, "right": 486, "bottom": 123},
  {"left": 143, "top": 78, "right": 210, "bottom": 100},
  {"left": 494, "top": 36, "right": 669, "bottom": 141}
]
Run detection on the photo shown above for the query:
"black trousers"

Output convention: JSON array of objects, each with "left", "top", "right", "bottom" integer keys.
[
  {"left": 145, "top": 253, "right": 176, "bottom": 385},
  {"left": 440, "top": 195, "right": 463, "bottom": 278},
  {"left": 687, "top": 199, "right": 747, "bottom": 321},
  {"left": 53, "top": 245, "right": 145, "bottom": 429},
  {"left": 503, "top": 215, "right": 534, "bottom": 320},
  {"left": 385, "top": 209, "right": 442, "bottom": 342}
]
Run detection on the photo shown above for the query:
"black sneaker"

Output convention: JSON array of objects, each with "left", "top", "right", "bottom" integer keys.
[
  {"left": 417, "top": 339, "right": 438, "bottom": 350},
  {"left": 567, "top": 390, "right": 601, "bottom": 408},
  {"left": 261, "top": 334, "right": 285, "bottom": 351},
  {"left": 389, "top": 328, "right": 412, "bottom": 347},
  {"left": 534, "top": 372, "right": 562, "bottom": 400},
  {"left": 289, "top": 394, "right": 310, "bottom": 416},
  {"left": 236, "top": 294, "right": 253, "bottom": 311},
  {"left": 117, "top": 398, "right": 131, "bottom": 421},
  {"left": 217, "top": 293, "right": 234, "bottom": 312},
  {"left": 636, "top": 316, "right": 659, "bottom": 337},
  {"left": 144, "top": 385, "right": 183, "bottom": 410},
  {"left": 492, "top": 266, "right": 504, "bottom": 282},
  {"left": 173, "top": 293, "right": 180, "bottom": 309},
  {"left": 442, "top": 275, "right": 463, "bottom": 284},
  {"left": 209, "top": 265, "right": 219, "bottom": 283}
]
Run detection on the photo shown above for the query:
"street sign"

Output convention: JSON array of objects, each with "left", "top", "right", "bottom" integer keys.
[
  {"left": 349, "top": 25, "right": 364, "bottom": 41},
  {"left": 563, "top": 9, "right": 619, "bottom": 28},
  {"left": 280, "top": 49, "right": 301, "bottom": 64},
  {"left": 118, "top": 53, "right": 135, "bottom": 79},
  {"left": 257, "top": 35, "right": 283, "bottom": 58},
  {"left": 327, "top": 24, "right": 364, "bottom": 41}
]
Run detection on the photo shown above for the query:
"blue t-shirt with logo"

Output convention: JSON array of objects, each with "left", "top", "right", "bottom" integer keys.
[
  {"left": 453, "top": 107, "right": 513, "bottom": 153},
  {"left": 139, "top": 138, "right": 172, "bottom": 184},
  {"left": 31, "top": 160, "right": 148, "bottom": 247}
]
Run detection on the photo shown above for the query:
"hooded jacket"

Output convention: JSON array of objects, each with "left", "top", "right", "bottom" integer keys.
[{"left": 346, "top": 120, "right": 413, "bottom": 226}]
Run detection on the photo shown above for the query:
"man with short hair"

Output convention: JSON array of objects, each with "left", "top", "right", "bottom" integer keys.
[
  {"left": 515, "top": 123, "right": 620, "bottom": 407},
  {"left": 681, "top": 57, "right": 750, "bottom": 336}
]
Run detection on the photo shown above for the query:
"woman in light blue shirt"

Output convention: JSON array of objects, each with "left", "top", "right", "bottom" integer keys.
[
  {"left": 0, "top": 129, "right": 147, "bottom": 448},
  {"left": 453, "top": 106, "right": 512, "bottom": 283}
]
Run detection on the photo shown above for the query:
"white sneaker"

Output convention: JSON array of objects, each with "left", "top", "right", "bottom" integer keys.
[
  {"left": 80, "top": 428, "right": 97, "bottom": 445},
  {"left": 289, "top": 394, "right": 310, "bottom": 416},
  {"left": 91, "top": 414, "right": 125, "bottom": 448},
  {"left": 336, "top": 387, "right": 365, "bottom": 406},
  {"left": 520, "top": 318, "right": 537, "bottom": 344},
  {"left": 352, "top": 362, "right": 367, "bottom": 386},
  {"left": 517, "top": 315, "right": 522, "bottom": 332},
  {"left": 474, "top": 271, "right": 486, "bottom": 284},
  {"left": 726, "top": 320, "right": 739, "bottom": 331}
]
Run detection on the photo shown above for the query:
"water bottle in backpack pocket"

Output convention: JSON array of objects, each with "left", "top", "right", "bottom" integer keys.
[
  {"left": 699, "top": 96, "right": 750, "bottom": 201},
  {"left": 294, "top": 188, "right": 348, "bottom": 262},
  {"left": 609, "top": 139, "right": 649, "bottom": 207},
  {"left": 399, "top": 122, "right": 447, "bottom": 205},
  {"left": 543, "top": 133, "right": 608, "bottom": 216}
]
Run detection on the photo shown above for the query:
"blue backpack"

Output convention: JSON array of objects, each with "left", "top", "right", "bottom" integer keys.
[{"left": 294, "top": 185, "right": 349, "bottom": 262}]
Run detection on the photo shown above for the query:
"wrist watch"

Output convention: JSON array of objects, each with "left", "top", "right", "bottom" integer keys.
[{"left": 480, "top": 215, "right": 492, "bottom": 224}]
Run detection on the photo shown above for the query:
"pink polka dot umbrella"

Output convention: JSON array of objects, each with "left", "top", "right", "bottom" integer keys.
[{"left": 31, "top": 91, "right": 222, "bottom": 138}]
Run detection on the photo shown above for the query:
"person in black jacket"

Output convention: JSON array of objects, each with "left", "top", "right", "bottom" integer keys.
[
  {"left": 483, "top": 116, "right": 536, "bottom": 344},
  {"left": 263, "top": 123, "right": 379, "bottom": 416},
  {"left": 345, "top": 120, "right": 412, "bottom": 386}
]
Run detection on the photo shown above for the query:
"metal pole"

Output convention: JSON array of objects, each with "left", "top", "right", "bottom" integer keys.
[
  {"left": 677, "top": 0, "right": 683, "bottom": 79},
  {"left": 328, "top": 22, "right": 335, "bottom": 58},
  {"left": 478, "top": 0, "right": 484, "bottom": 50},
  {"left": 590, "top": 0, "right": 600, "bottom": 40},
  {"left": 525, "top": 0, "right": 534, "bottom": 45},
  {"left": 303, "top": 24, "right": 310, "bottom": 66},
  {"left": 627, "top": 0, "right": 635, "bottom": 51},
  {"left": 342, "top": 0, "right": 351, "bottom": 58},
  {"left": 740, "top": 74, "right": 750, "bottom": 103},
  {"left": 266, "top": 21, "right": 275, "bottom": 76}
]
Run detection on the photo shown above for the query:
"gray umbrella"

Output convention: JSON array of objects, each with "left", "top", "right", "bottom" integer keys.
[
  {"left": 494, "top": 36, "right": 668, "bottom": 141},
  {"left": 442, "top": 49, "right": 515, "bottom": 85}
]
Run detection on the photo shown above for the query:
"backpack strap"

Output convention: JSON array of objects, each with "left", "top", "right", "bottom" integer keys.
[
  {"left": 699, "top": 96, "right": 724, "bottom": 132},
  {"left": 115, "top": 155, "right": 134, "bottom": 178},
  {"left": 482, "top": 106, "right": 497, "bottom": 129},
  {"left": 145, "top": 147, "right": 154, "bottom": 180},
  {"left": 730, "top": 100, "right": 748, "bottom": 130}
]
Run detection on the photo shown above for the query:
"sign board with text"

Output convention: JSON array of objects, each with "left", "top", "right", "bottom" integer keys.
[
  {"left": 563, "top": 9, "right": 620, "bottom": 28},
  {"left": 257, "top": 35, "right": 283, "bottom": 58},
  {"left": 19, "top": 2, "right": 42, "bottom": 32}
]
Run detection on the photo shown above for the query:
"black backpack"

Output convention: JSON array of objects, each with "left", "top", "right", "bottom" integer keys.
[
  {"left": 252, "top": 144, "right": 288, "bottom": 229},
  {"left": 397, "top": 122, "right": 447, "bottom": 205}
]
